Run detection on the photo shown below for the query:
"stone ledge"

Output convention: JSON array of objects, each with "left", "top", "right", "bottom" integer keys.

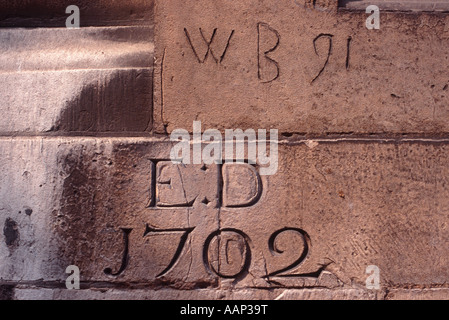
[
  {"left": 12, "top": 287, "right": 379, "bottom": 300},
  {"left": 339, "top": 0, "right": 449, "bottom": 12},
  {"left": 0, "top": 68, "right": 153, "bottom": 133},
  {"left": 154, "top": 0, "right": 449, "bottom": 134},
  {"left": 0, "top": 26, "right": 153, "bottom": 73}
]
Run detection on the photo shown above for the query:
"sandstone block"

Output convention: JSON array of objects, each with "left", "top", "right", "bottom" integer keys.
[
  {"left": 154, "top": 0, "right": 449, "bottom": 134},
  {"left": 1, "top": 137, "right": 449, "bottom": 293},
  {"left": 0, "top": 27, "right": 153, "bottom": 134}
]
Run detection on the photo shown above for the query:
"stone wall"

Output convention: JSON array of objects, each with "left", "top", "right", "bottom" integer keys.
[{"left": 1, "top": 0, "right": 449, "bottom": 300}]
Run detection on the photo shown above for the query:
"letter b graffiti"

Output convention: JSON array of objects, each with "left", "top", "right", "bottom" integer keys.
[{"left": 66, "top": 5, "right": 80, "bottom": 29}]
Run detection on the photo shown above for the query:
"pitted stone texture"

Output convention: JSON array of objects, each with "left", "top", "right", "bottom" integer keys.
[
  {"left": 340, "top": 0, "right": 449, "bottom": 11},
  {"left": 0, "top": 138, "right": 62, "bottom": 281},
  {"left": 1, "top": 138, "right": 449, "bottom": 295},
  {"left": 13, "top": 287, "right": 379, "bottom": 300},
  {"left": 154, "top": 0, "right": 449, "bottom": 134},
  {"left": 0, "top": 68, "right": 152, "bottom": 133},
  {"left": 386, "top": 288, "right": 449, "bottom": 300},
  {"left": 0, "top": 27, "right": 153, "bottom": 73}
]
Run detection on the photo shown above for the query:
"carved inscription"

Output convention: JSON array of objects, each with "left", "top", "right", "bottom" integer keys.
[
  {"left": 266, "top": 228, "right": 310, "bottom": 277},
  {"left": 105, "top": 223, "right": 324, "bottom": 283},
  {"left": 155, "top": 162, "right": 197, "bottom": 207},
  {"left": 201, "top": 227, "right": 327, "bottom": 281},
  {"left": 346, "top": 36, "right": 352, "bottom": 70},
  {"left": 104, "top": 228, "right": 132, "bottom": 277},
  {"left": 148, "top": 161, "right": 220, "bottom": 208}
]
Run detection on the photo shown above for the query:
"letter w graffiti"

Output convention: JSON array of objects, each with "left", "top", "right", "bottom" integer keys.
[{"left": 184, "top": 28, "right": 235, "bottom": 64}]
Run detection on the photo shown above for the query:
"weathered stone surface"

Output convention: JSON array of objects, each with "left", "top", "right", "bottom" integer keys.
[
  {"left": 0, "top": 138, "right": 60, "bottom": 281},
  {"left": 386, "top": 288, "right": 449, "bottom": 300},
  {"left": 2, "top": 0, "right": 449, "bottom": 302},
  {"left": 0, "top": 27, "right": 153, "bottom": 134},
  {"left": 2, "top": 137, "right": 449, "bottom": 296},
  {"left": 154, "top": 0, "right": 449, "bottom": 134},
  {"left": 0, "top": 27, "right": 153, "bottom": 72},
  {"left": 0, "top": 0, "right": 153, "bottom": 27}
]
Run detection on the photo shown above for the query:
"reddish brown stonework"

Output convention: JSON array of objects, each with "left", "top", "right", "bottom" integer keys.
[
  {"left": 0, "top": 0, "right": 153, "bottom": 27},
  {"left": 2, "top": 138, "right": 449, "bottom": 298},
  {"left": 1, "top": 0, "right": 449, "bottom": 301},
  {"left": 340, "top": 0, "right": 449, "bottom": 12}
]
